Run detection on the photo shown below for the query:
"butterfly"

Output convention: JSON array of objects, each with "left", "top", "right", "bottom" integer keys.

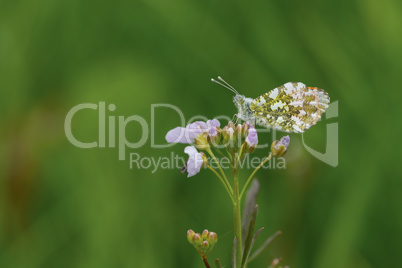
[{"left": 211, "top": 76, "right": 330, "bottom": 133}]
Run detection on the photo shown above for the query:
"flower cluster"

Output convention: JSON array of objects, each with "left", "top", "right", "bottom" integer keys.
[
  {"left": 219, "top": 121, "right": 258, "bottom": 157},
  {"left": 167, "top": 118, "right": 291, "bottom": 268},
  {"left": 166, "top": 119, "right": 259, "bottom": 177},
  {"left": 187, "top": 229, "right": 218, "bottom": 258}
]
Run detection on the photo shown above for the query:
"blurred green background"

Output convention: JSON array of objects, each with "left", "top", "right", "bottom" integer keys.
[{"left": 1, "top": 0, "right": 401, "bottom": 267}]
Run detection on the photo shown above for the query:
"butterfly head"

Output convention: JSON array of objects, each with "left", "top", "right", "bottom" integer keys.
[
  {"left": 233, "top": 94, "right": 254, "bottom": 122},
  {"left": 233, "top": 94, "right": 246, "bottom": 110},
  {"left": 211, "top": 76, "right": 255, "bottom": 122}
]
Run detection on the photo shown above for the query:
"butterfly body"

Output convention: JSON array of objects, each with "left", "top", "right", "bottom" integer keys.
[
  {"left": 233, "top": 95, "right": 254, "bottom": 121},
  {"left": 233, "top": 82, "right": 330, "bottom": 133}
]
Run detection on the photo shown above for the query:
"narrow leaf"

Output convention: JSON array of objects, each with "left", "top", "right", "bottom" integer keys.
[
  {"left": 232, "top": 237, "right": 237, "bottom": 268},
  {"left": 215, "top": 259, "right": 223, "bottom": 268},
  {"left": 251, "top": 227, "right": 264, "bottom": 246},
  {"left": 241, "top": 204, "right": 258, "bottom": 267},
  {"left": 248, "top": 231, "right": 282, "bottom": 262},
  {"left": 241, "top": 179, "right": 260, "bottom": 245}
]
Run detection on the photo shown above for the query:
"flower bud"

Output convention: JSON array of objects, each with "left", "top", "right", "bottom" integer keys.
[
  {"left": 235, "top": 123, "right": 242, "bottom": 135},
  {"left": 207, "top": 232, "right": 218, "bottom": 246},
  {"left": 202, "top": 229, "right": 209, "bottom": 240},
  {"left": 247, "top": 144, "right": 257, "bottom": 154},
  {"left": 192, "top": 233, "right": 202, "bottom": 246},
  {"left": 270, "top": 258, "right": 282, "bottom": 267},
  {"left": 221, "top": 126, "right": 234, "bottom": 146},
  {"left": 271, "top": 135, "right": 290, "bottom": 157},
  {"left": 245, "top": 126, "right": 258, "bottom": 149},
  {"left": 187, "top": 229, "right": 195, "bottom": 244},
  {"left": 187, "top": 229, "right": 218, "bottom": 258},
  {"left": 241, "top": 122, "right": 249, "bottom": 137},
  {"left": 201, "top": 240, "right": 209, "bottom": 249}
]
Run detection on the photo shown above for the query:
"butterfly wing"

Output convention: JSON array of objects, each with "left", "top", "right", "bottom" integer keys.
[{"left": 250, "top": 82, "right": 330, "bottom": 133}]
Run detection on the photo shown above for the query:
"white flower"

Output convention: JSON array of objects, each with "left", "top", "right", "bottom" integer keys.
[{"left": 183, "top": 146, "right": 205, "bottom": 177}]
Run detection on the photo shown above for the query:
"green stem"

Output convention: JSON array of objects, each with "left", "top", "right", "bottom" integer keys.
[
  {"left": 206, "top": 147, "right": 233, "bottom": 195},
  {"left": 233, "top": 163, "right": 242, "bottom": 267},
  {"left": 202, "top": 257, "right": 211, "bottom": 268},
  {"left": 213, "top": 147, "right": 233, "bottom": 168},
  {"left": 236, "top": 145, "right": 244, "bottom": 165},
  {"left": 224, "top": 146, "right": 233, "bottom": 161},
  {"left": 240, "top": 153, "right": 273, "bottom": 200},
  {"left": 207, "top": 165, "right": 234, "bottom": 203}
]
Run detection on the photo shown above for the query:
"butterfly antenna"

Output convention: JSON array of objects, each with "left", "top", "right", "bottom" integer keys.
[
  {"left": 211, "top": 78, "right": 237, "bottom": 95},
  {"left": 218, "top": 76, "right": 239, "bottom": 94},
  {"left": 211, "top": 76, "right": 240, "bottom": 95}
]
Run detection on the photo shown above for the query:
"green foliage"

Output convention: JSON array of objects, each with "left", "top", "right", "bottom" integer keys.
[{"left": 1, "top": 0, "right": 402, "bottom": 267}]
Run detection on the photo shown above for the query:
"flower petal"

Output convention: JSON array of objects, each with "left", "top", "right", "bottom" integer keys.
[
  {"left": 226, "top": 127, "right": 234, "bottom": 135},
  {"left": 184, "top": 145, "right": 198, "bottom": 155},
  {"left": 184, "top": 146, "right": 203, "bottom": 177},
  {"left": 246, "top": 127, "right": 258, "bottom": 146},
  {"left": 278, "top": 135, "right": 290, "bottom": 149},
  {"left": 195, "top": 121, "right": 208, "bottom": 129},
  {"left": 166, "top": 127, "right": 193, "bottom": 144},
  {"left": 207, "top": 119, "right": 220, "bottom": 128},
  {"left": 166, "top": 119, "right": 221, "bottom": 144},
  {"left": 207, "top": 119, "right": 220, "bottom": 137},
  {"left": 186, "top": 123, "right": 204, "bottom": 141}
]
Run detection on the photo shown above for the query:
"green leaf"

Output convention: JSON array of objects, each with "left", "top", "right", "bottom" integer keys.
[
  {"left": 215, "top": 258, "right": 223, "bottom": 268},
  {"left": 241, "top": 179, "right": 260, "bottom": 246},
  {"left": 241, "top": 204, "right": 259, "bottom": 268},
  {"left": 248, "top": 231, "right": 282, "bottom": 263}
]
